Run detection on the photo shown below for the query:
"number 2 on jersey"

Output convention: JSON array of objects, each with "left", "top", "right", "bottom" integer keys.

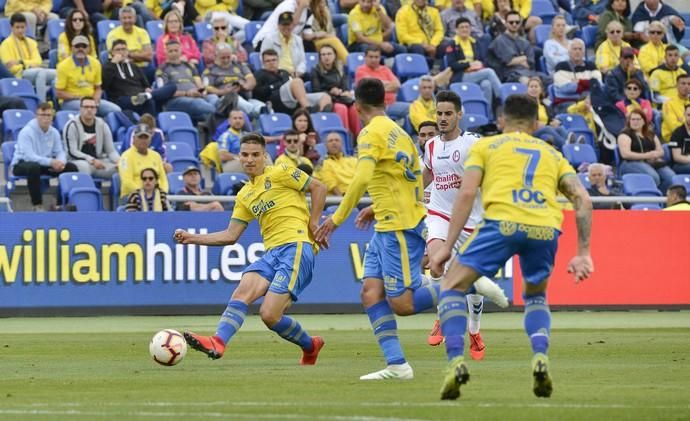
[
  {"left": 515, "top": 148, "right": 541, "bottom": 187},
  {"left": 395, "top": 151, "right": 417, "bottom": 182}
]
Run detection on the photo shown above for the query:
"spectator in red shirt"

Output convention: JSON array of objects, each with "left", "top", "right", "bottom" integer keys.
[{"left": 354, "top": 45, "right": 400, "bottom": 105}]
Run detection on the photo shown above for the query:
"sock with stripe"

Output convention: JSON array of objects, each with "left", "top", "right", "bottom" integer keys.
[
  {"left": 366, "top": 300, "right": 406, "bottom": 365},
  {"left": 523, "top": 293, "right": 551, "bottom": 354},
  {"left": 269, "top": 316, "right": 314, "bottom": 350},
  {"left": 438, "top": 289, "right": 467, "bottom": 361},
  {"left": 215, "top": 300, "right": 248, "bottom": 344},
  {"left": 466, "top": 294, "right": 484, "bottom": 335},
  {"left": 412, "top": 283, "right": 440, "bottom": 313}
]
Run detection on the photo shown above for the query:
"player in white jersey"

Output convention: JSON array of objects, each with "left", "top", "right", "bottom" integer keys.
[{"left": 422, "top": 91, "right": 508, "bottom": 359}]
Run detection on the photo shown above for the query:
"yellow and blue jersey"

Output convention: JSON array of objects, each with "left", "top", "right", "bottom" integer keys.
[
  {"left": 356, "top": 115, "right": 427, "bottom": 232},
  {"left": 231, "top": 164, "right": 314, "bottom": 250},
  {"left": 464, "top": 131, "right": 576, "bottom": 230}
]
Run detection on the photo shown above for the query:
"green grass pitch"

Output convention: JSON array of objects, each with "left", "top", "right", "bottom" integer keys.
[{"left": 1, "top": 312, "right": 689, "bottom": 420}]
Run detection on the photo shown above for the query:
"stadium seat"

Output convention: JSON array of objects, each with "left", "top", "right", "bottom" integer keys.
[
  {"left": 100, "top": 49, "right": 109, "bottom": 65},
  {"left": 166, "top": 142, "right": 199, "bottom": 172},
  {"left": 259, "top": 113, "right": 292, "bottom": 136},
  {"left": 48, "top": 48, "right": 58, "bottom": 68},
  {"left": 110, "top": 173, "right": 121, "bottom": 208},
  {"left": 581, "top": 25, "right": 598, "bottom": 49},
  {"left": 248, "top": 52, "right": 262, "bottom": 71},
  {"left": 630, "top": 203, "right": 662, "bottom": 211},
  {"left": 305, "top": 52, "right": 319, "bottom": 73},
  {"left": 662, "top": 143, "right": 672, "bottom": 164},
  {"left": 460, "top": 113, "right": 489, "bottom": 131},
  {"left": 562, "top": 144, "right": 597, "bottom": 168},
  {"left": 538, "top": 55, "right": 547, "bottom": 73},
  {"left": 386, "top": 101, "right": 411, "bottom": 121},
  {"left": 2, "top": 141, "right": 51, "bottom": 197},
  {"left": 97, "top": 20, "right": 120, "bottom": 49},
  {"left": 3, "top": 109, "right": 35, "bottom": 142},
  {"left": 245, "top": 20, "right": 264, "bottom": 45},
  {"left": 393, "top": 54, "right": 429, "bottom": 80},
  {"left": 213, "top": 172, "right": 249, "bottom": 195},
  {"left": 531, "top": 0, "right": 557, "bottom": 23},
  {"left": 58, "top": 173, "right": 102, "bottom": 210},
  {"left": 314, "top": 142, "right": 327, "bottom": 162},
  {"left": 265, "top": 141, "right": 278, "bottom": 160},
  {"left": 557, "top": 113, "right": 589, "bottom": 130},
  {"left": 312, "top": 112, "right": 345, "bottom": 131},
  {"left": 146, "top": 20, "right": 165, "bottom": 43},
  {"left": 0, "top": 78, "right": 40, "bottom": 111},
  {"left": 54, "top": 110, "right": 78, "bottom": 132},
  {"left": 346, "top": 52, "right": 364, "bottom": 78},
  {"left": 622, "top": 174, "right": 662, "bottom": 196},
  {"left": 0, "top": 198, "right": 12, "bottom": 212},
  {"left": 338, "top": 23, "right": 348, "bottom": 44},
  {"left": 500, "top": 82, "right": 526, "bottom": 103},
  {"left": 168, "top": 172, "right": 184, "bottom": 194},
  {"left": 194, "top": 22, "right": 214, "bottom": 42},
  {"left": 671, "top": 175, "right": 690, "bottom": 192},
  {"left": 158, "top": 112, "right": 199, "bottom": 152},
  {"left": 450, "top": 82, "right": 490, "bottom": 118},
  {"left": 0, "top": 17, "right": 34, "bottom": 39},
  {"left": 535, "top": 24, "right": 551, "bottom": 48},
  {"left": 398, "top": 78, "right": 421, "bottom": 102},
  {"left": 577, "top": 173, "right": 591, "bottom": 189},
  {"left": 47, "top": 19, "right": 65, "bottom": 49}
]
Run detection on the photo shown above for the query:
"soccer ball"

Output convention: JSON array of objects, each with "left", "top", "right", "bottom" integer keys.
[{"left": 149, "top": 329, "right": 187, "bottom": 366}]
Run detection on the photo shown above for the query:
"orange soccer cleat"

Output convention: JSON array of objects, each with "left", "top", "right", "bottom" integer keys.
[
  {"left": 300, "top": 336, "right": 325, "bottom": 365},
  {"left": 469, "top": 332, "right": 486, "bottom": 361},
  {"left": 428, "top": 319, "right": 444, "bottom": 346},
  {"left": 183, "top": 332, "right": 225, "bottom": 360}
]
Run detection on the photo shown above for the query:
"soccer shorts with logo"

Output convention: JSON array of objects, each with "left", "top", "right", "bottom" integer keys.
[
  {"left": 244, "top": 242, "right": 315, "bottom": 300},
  {"left": 458, "top": 219, "right": 560, "bottom": 284},
  {"left": 363, "top": 219, "right": 427, "bottom": 297}
]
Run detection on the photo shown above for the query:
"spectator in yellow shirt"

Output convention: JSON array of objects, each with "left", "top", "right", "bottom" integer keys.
[
  {"left": 664, "top": 184, "right": 690, "bottom": 210},
  {"left": 595, "top": 20, "right": 637, "bottom": 74},
  {"left": 638, "top": 22, "right": 670, "bottom": 77},
  {"left": 118, "top": 124, "right": 169, "bottom": 198},
  {"left": 4, "top": 0, "right": 58, "bottom": 46},
  {"left": 275, "top": 129, "right": 314, "bottom": 170},
  {"left": 395, "top": 0, "right": 444, "bottom": 61},
  {"left": 347, "top": 0, "right": 406, "bottom": 56},
  {"left": 410, "top": 76, "right": 437, "bottom": 132},
  {"left": 315, "top": 132, "right": 357, "bottom": 196},
  {"left": 57, "top": 9, "right": 98, "bottom": 62},
  {"left": 661, "top": 74, "right": 690, "bottom": 142},
  {"left": 649, "top": 45, "right": 688, "bottom": 103},
  {"left": 105, "top": 7, "right": 154, "bottom": 67}
]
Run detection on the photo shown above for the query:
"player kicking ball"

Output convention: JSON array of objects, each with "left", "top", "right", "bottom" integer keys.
[
  {"left": 174, "top": 133, "right": 329, "bottom": 365},
  {"left": 430, "top": 95, "right": 594, "bottom": 400},
  {"left": 316, "top": 78, "right": 437, "bottom": 381},
  {"left": 421, "top": 91, "right": 508, "bottom": 358}
]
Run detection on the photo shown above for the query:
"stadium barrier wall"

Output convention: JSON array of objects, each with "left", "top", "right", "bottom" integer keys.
[{"left": 0, "top": 211, "right": 687, "bottom": 315}]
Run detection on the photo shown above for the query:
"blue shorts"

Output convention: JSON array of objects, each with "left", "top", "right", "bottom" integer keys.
[
  {"left": 459, "top": 219, "right": 560, "bottom": 284},
  {"left": 244, "top": 242, "right": 315, "bottom": 301},
  {"left": 363, "top": 219, "right": 426, "bottom": 297}
]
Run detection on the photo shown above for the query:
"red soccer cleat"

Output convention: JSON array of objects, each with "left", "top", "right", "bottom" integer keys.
[
  {"left": 300, "top": 336, "right": 325, "bottom": 365},
  {"left": 428, "top": 319, "right": 444, "bottom": 346},
  {"left": 183, "top": 331, "right": 225, "bottom": 360},
  {"left": 469, "top": 332, "right": 486, "bottom": 361}
]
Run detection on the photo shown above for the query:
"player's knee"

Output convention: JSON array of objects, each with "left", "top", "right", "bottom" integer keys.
[
  {"left": 389, "top": 298, "right": 415, "bottom": 316},
  {"left": 259, "top": 307, "right": 281, "bottom": 328},
  {"left": 360, "top": 280, "right": 384, "bottom": 306}
]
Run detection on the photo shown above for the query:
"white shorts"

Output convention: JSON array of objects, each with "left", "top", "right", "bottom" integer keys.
[{"left": 425, "top": 213, "right": 474, "bottom": 258}]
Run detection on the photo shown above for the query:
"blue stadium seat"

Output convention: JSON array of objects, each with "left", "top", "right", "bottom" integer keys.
[
  {"left": 166, "top": 142, "right": 199, "bottom": 172},
  {"left": 168, "top": 172, "right": 184, "bottom": 194},
  {"left": 581, "top": 25, "right": 597, "bottom": 49},
  {"left": 531, "top": 0, "right": 557, "bottom": 23},
  {"left": 194, "top": 21, "right": 214, "bottom": 42},
  {"left": 54, "top": 110, "right": 78, "bottom": 132},
  {"left": 500, "top": 82, "right": 526, "bottom": 103},
  {"left": 58, "top": 173, "right": 102, "bottom": 210},
  {"left": 398, "top": 78, "right": 421, "bottom": 102},
  {"left": 245, "top": 20, "right": 264, "bottom": 45},
  {"left": 562, "top": 144, "right": 597, "bottom": 168},
  {"left": 386, "top": 101, "right": 410, "bottom": 121},
  {"left": 0, "top": 198, "right": 12, "bottom": 212},
  {"left": 577, "top": 173, "right": 591, "bottom": 189},
  {"left": 3, "top": 109, "right": 34, "bottom": 142},
  {"left": 460, "top": 113, "right": 489, "bottom": 131},
  {"left": 339, "top": 23, "right": 348, "bottom": 45},
  {"left": 0, "top": 17, "right": 34, "bottom": 39},
  {"left": 2, "top": 141, "right": 51, "bottom": 197},
  {"left": 265, "top": 141, "right": 278, "bottom": 160},
  {"left": 538, "top": 55, "right": 547, "bottom": 73},
  {"left": 213, "top": 172, "right": 249, "bottom": 195},
  {"left": 110, "top": 173, "right": 121, "bottom": 207},
  {"left": 49, "top": 48, "right": 58, "bottom": 68},
  {"left": 146, "top": 20, "right": 165, "bottom": 43},
  {"left": 248, "top": 52, "right": 262, "bottom": 71},
  {"left": 312, "top": 112, "right": 345, "bottom": 131},
  {"left": 100, "top": 49, "right": 109, "bottom": 65},
  {"left": 346, "top": 52, "right": 364, "bottom": 78},
  {"left": 47, "top": 19, "right": 65, "bottom": 49},
  {"left": 630, "top": 203, "right": 662, "bottom": 211},
  {"left": 0, "top": 78, "right": 39, "bottom": 111},
  {"left": 314, "top": 142, "right": 327, "bottom": 162},
  {"left": 535, "top": 24, "right": 551, "bottom": 48},
  {"left": 557, "top": 113, "right": 589, "bottom": 130},
  {"left": 671, "top": 175, "right": 690, "bottom": 192},
  {"left": 158, "top": 112, "right": 199, "bottom": 152},
  {"left": 393, "top": 54, "right": 429, "bottom": 80},
  {"left": 305, "top": 52, "right": 319, "bottom": 73},
  {"left": 97, "top": 20, "right": 120, "bottom": 49},
  {"left": 622, "top": 174, "right": 662, "bottom": 196},
  {"left": 259, "top": 113, "right": 292, "bottom": 136},
  {"left": 450, "top": 82, "right": 490, "bottom": 118}
]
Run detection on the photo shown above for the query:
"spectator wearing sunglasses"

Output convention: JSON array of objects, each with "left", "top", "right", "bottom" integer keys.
[
  {"left": 596, "top": 20, "right": 638, "bottom": 75},
  {"left": 118, "top": 124, "right": 169, "bottom": 198},
  {"left": 202, "top": 15, "right": 247, "bottom": 67},
  {"left": 639, "top": 22, "right": 676, "bottom": 77},
  {"left": 57, "top": 9, "right": 97, "bottom": 62},
  {"left": 275, "top": 129, "right": 314, "bottom": 170},
  {"left": 604, "top": 46, "right": 649, "bottom": 103},
  {"left": 615, "top": 78, "right": 653, "bottom": 123},
  {"left": 125, "top": 167, "right": 172, "bottom": 212}
]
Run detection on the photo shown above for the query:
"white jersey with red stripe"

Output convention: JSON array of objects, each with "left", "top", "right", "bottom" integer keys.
[
  {"left": 423, "top": 131, "right": 484, "bottom": 231},
  {"left": 420, "top": 156, "right": 432, "bottom": 205}
]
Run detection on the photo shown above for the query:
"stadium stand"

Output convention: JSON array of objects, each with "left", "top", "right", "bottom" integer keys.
[
  {"left": 213, "top": 172, "right": 249, "bottom": 195},
  {"left": 623, "top": 174, "right": 662, "bottom": 197},
  {"left": 563, "top": 144, "right": 598, "bottom": 168},
  {"left": 0, "top": 79, "right": 40, "bottom": 111},
  {"left": 58, "top": 173, "right": 102, "bottom": 211},
  {"left": 158, "top": 112, "right": 200, "bottom": 153},
  {"left": 166, "top": 142, "right": 199, "bottom": 172},
  {"left": 3, "top": 109, "right": 35, "bottom": 142}
]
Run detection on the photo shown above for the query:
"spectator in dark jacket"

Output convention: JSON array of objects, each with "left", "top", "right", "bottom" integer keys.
[
  {"left": 631, "top": 0, "right": 686, "bottom": 51},
  {"left": 605, "top": 47, "right": 650, "bottom": 103}
]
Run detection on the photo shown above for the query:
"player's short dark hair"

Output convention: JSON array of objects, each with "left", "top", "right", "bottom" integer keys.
[
  {"left": 240, "top": 132, "right": 266, "bottom": 147},
  {"left": 436, "top": 90, "right": 462, "bottom": 112},
  {"left": 667, "top": 184, "right": 687, "bottom": 199},
  {"left": 10, "top": 13, "right": 26, "bottom": 26},
  {"left": 355, "top": 78, "right": 385, "bottom": 109},
  {"left": 262, "top": 49, "right": 278, "bottom": 59},
  {"left": 418, "top": 121, "right": 439, "bottom": 131},
  {"left": 455, "top": 17, "right": 471, "bottom": 27},
  {"left": 504, "top": 94, "right": 538, "bottom": 123},
  {"left": 111, "top": 39, "right": 127, "bottom": 50}
]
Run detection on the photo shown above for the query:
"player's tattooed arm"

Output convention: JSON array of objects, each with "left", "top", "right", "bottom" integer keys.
[{"left": 559, "top": 174, "right": 593, "bottom": 254}]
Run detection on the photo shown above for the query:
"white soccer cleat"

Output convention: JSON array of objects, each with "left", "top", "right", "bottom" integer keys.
[
  {"left": 473, "top": 277, "right": 509, "bottom": 308},
  {"left": 359, "top": 363, "right": 414, "bottom": 380}
]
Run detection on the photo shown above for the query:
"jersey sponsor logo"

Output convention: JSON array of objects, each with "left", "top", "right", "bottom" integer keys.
[
  {"left": 291, "top": 169, "right": 302, "bottom": 181},
  {"left": 264, "top": 179, "right": 272, "bottom": 190},
  {"left": 251, "top": 199, "right": 276, "bottom": 216},
  {"left": 511, "top": 188, "right": 546, "bottom": 205},
  {"left": 518, "top": 224, "right": 555, "bottom": 241},
  {"left": 499, "top": 221, "right": 517, "bottom": 236},
  {"left": 434, "top": 173, "right": 461, "bottom": 191}
]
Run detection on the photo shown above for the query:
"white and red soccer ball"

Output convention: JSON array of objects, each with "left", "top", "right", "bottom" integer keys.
[{"left": 149, "top": 329, "right": 187, "bottom": 366}]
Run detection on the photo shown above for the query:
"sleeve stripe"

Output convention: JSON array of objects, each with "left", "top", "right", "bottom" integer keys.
[
  {"left": 230, "top": 218, "right": 249, "bottom": 225},
  {"left": 559, "top": 172, "right": 577, "bottom": 184},
  {"left": 301, "top": 176, "right": 312, "bottom": 192},
  {"left": 465, "top": 165, "right": 484, "bottom": 172},
  {"left": 359, "top": 156, "right": 377, "bottom": 163}
]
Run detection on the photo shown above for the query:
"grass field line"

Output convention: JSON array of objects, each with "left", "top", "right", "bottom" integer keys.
[{"left": 21, "top": 401, "right": 690, "bottom": 411}]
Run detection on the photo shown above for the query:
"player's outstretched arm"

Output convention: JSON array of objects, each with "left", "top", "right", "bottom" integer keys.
[
  {"left": 305, "top": 178, "right": 328, "bottom": 247},
  {"left": 174, "top": 221, "right": 247, "bottom": 246},
  {"left": 559, "top": 174, "right": 594, "bottom": 283}
]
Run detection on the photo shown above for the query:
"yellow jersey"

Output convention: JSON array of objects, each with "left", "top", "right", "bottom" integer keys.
[
  {"left": 274, "top": 153, "right": 313, "bottom": 169},
  {"left": 334, "top": 115, "right": 426, "bottom": 231},
  {"left": 409, "top": 97, "right": 436, "bottom": 132},
  {"left": 464, "top": 131, "right": 576, "bottom": 230},
  {"left": 231, "top": 164, "right": 314, "bottom": 250},
  {"left": 347, "top": 4, "right": 385, "bottom": 45},
  {"left": 55, "top": 56, "right": 102, "bottom": 103}
]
